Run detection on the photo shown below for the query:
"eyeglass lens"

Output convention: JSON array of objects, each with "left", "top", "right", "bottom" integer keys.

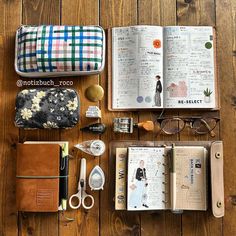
[
  {"left": 192, "top": 118, "right": 217, "bottom": 134},
  {"left": 161, "top": 118, "right": 185, "bottom": 134}
]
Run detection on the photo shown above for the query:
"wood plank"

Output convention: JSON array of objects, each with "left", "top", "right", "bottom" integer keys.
[
  {"left": 100, "top": 0, "right": 140, "bottom": 235},
  {"left": 138, "top": 1, "right": 182, "bottom": 235},
  {"left": 179, "top": 116, "right": 222, "bottom": 236},
  {"left": 18, "top": 213, "right": 59, "bottom": 236},
  {"left": 177, "top": 1, "right": 222, "bottom": 235},
  {"left": 216, "top": 0, "right": 236, "bottom": 235},
  {"left": 177, "top": 0, "right": 215, "bottom": 26},
  {"left": 138, "top": 0, "right": 176, "bottom": 26},
  {"left": 60, "top": 1, "right": 100, "bottom": 235},
  {"left": 22, "top": 0, "right": 60, "bottom": 25},
  {"left": 18, "top": 1, "right": 61, "bottom": 236},
  {"left": 0, "top": 1, "right": 21, "bottom": 235},
  {"left": 0, "top": 0, "right": 234, "bottom": 235}
]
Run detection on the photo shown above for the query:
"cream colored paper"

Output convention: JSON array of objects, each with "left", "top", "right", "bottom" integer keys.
[
  {"left": 174, "top": 146, "right": 207, "bottom": 210},
  {"left": 115, "top": 148, "right": 128, "bottom": 210}
]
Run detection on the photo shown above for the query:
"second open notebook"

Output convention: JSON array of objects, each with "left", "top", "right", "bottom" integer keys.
[{"left": 117, "top": 145, "right": 208, "bottom": 211}]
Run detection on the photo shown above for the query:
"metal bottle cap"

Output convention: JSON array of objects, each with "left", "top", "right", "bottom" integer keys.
[{"left": 85, "top": 85, "right": 104, "bottom": 102}]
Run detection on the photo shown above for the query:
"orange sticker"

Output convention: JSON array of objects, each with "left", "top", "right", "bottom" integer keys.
[{"left": 153, "top": 39, "right": 161, "bottom": 48}]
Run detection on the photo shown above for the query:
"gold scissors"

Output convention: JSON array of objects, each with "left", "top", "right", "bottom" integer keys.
[{"left": 69, "top": 158, "right": 94, "bottom": 209}]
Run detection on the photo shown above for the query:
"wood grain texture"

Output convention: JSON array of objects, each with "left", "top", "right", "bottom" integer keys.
[
  {"left": 60, "top": 1, "right": 100, "bottom": 235},
  {"left": 177, "top": 0, "right": 215, "bottom": 26},
  {"left": 0, "top": 1, "right": 21, "bottom": 235},
  {"left": 22, "top": 0, "right": 60, "bottom": 25},
  {"left": 0, "top": 0, "right": 234, "bottom": 235},
  {"left": 18, "top": 213, "right": 59, "bottom": 236},
  {"left": 216, "top": 0, "right": 236, "bottom": 235},
  {"left": 100, "top": 1, "right": 140, "bottom": 236},
  {"left": 177, "top": 1, "right": 222, "bottom": 236},
  {"left": 138, "top": 0, "right": 176, "bottom": 26},
  {"left": 138, "top": 1, "right": 182, "bottom": 236},
  {"left": 18, "top": 1, "right": 61, "bottom": 235}
]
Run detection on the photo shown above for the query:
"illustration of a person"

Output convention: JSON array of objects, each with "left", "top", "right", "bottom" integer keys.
[
  {"left": 155, "top": 75, "right": 162, "bottom": 106},
  {"left": 129, "top": 160, "right": 149, "bottom": 208}
]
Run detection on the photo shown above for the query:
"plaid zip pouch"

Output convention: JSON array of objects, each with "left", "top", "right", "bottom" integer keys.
[
  {"left": 15, "top": 25, "right": 105, "bottom": 77},
  {"left": 17, "top": 26, "right": 38, "bottom": 72}
]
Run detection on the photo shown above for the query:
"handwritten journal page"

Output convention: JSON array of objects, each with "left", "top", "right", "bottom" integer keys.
[
  {"left": 112, "top": 26, "right": 164, "bottom": 109},
  {"left": 163, "top": 26, "right": 216, "bottom": 108}
]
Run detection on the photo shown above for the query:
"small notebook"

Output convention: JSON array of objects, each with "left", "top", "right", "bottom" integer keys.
[
  {"left": 24, "top": 141, "right": 69, "bottom": 210},
  {"left": 16, "top": 144, "right": 61, "bottom": 212},
  {"left": 115, "top": 145, "right": 207, "bottom": 211}
]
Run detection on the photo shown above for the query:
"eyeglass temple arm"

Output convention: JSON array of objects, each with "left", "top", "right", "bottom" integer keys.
[{"left": 200, "top": 119, "right": 216, "bottom": 137}]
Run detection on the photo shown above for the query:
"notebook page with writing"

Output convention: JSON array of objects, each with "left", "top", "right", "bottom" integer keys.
[
  {"left": 127, "top": 147, "right": 168, "bottom": 211},
  {"left": 163, "top": 26, "right": 216, "bottom": 108},
  {"left": 112, "top": 26, "right": 164, "bottom": 109}
]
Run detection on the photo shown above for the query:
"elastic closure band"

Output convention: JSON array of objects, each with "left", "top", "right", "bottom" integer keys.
[{"left": 16, "top": 175, "right": 68, "bottom": 179}]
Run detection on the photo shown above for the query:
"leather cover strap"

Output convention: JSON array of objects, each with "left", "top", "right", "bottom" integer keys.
[{"left": 211, "top": 141, "right": 224, "bottom": 217}]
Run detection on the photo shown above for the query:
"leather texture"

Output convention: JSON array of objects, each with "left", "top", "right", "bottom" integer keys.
[
  {"left": 211, "top": 141, "right": 224, "bottom": 217},
  {"left": 16, "top": 144, "right": 60, "bottom": 212}
]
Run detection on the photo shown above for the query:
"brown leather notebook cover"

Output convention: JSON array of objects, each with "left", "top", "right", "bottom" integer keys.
[{"left": 16, "top": 144, "right": 60, "bottom": 212}]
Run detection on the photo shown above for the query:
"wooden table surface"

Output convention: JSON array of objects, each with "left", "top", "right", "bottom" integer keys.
[{"left": 0, "top": 0, "right": 235, "bottom": 235}]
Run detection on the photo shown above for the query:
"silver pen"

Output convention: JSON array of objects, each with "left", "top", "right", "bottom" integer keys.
[{"left": 170, "top": 143, "right": 176, "bottom": 210}]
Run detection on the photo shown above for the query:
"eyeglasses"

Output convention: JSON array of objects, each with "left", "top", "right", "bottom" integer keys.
[{"left": 156, "top": 116, "right": 220, "bottom": 136}]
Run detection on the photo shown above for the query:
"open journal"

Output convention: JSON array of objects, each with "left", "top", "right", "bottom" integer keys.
[
  {"left": 109, "top": 25, "right": 218, "bottom": 110},
  {"left": 115, "top": 146, "right": 208, "bottom": 211}
]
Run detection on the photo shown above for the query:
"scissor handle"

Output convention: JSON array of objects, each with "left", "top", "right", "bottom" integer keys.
[
  {"left": 69, "top": 193, "right": 81, "bottom": 209},
  {"left": 81, "top": 193, "right": 94, "bottom": 209}
]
